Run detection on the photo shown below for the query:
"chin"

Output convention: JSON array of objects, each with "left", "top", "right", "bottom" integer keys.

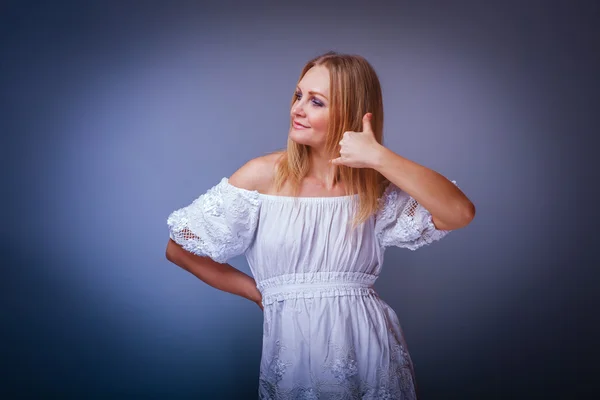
[
  {"left": 289, "top": 130, "right": 310, "bottom": 146},
  {"left": 289, "top": 128, "right": 326, "bottom": 149}
]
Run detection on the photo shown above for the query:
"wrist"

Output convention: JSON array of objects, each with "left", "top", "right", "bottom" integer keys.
[
  {"left": 245, "top": 285, "right": 262, "bottom": 303},
  {"left": 369, "top": 143, "right": 387, "bottom": 170}
]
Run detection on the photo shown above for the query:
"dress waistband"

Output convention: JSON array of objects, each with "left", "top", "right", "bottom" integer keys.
[
  {"left": 262, "top": 281, "right": 373, "bottom": 296},
  {"left": 257, "top": 272, "right": 378, "bottom": 306}
]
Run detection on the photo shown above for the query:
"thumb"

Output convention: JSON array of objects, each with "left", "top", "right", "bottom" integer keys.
[
  {"left": 329, "top": 157, "right": 343, "bottom": 165},
  {"left": 362, "top": 113, "right": 373, "bottom": 133}
]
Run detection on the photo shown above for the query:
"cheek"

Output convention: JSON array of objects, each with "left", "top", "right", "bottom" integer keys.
[{"left": 309, "top": 110, "right": 329, "bottom": 133}]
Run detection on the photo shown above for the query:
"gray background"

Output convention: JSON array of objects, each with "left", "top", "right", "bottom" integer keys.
[{"left": 2, "top": 0, "right": 598, "bottom": 398}]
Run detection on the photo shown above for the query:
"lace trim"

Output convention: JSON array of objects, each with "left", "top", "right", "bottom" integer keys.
[
  {"left": 374, "top": 181, "right": 457, "bottom": 251},
  {"left": 261, "top": 286, "right": 377, "bottom": 306},
  {"left": 257, "top": 271, "right": 377, "bottom": 291},
  {"left": 167, "top": 178, "right": 261, "bottom": 263}
]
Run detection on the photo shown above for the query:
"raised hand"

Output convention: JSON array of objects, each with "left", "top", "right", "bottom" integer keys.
[{"left": 329, "top": 113, "right": 383, "bottom": 169}]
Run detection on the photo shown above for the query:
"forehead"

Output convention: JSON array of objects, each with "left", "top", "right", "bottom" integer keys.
[{"left": 298, "top": 65, "right": 330, "bottom": 92}]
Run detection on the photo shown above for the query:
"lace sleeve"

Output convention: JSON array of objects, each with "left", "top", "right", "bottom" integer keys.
[
  {"left": 374, "top": 181, "right": 457, "bottom": 251},
  {"left": 167, "top": 178, "right": 261, "bottom": 263}
]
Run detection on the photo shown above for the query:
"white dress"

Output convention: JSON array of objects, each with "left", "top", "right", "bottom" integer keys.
[{"left": 167, "top": 177, "right": 454, "bottom": 399}]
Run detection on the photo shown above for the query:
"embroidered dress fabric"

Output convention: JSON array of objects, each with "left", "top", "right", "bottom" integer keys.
[{"left": 167, "top": 177, "right": 454, "bottom": 399}]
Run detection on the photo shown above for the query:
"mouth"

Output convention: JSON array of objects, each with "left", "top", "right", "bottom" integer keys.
[{"left": 293, "top": 120, "right": 310, "bottom": 129}]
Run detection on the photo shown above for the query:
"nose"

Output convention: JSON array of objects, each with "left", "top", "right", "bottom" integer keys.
[{"left": 291, "top": 100, "right": 306, "bottom": 117}]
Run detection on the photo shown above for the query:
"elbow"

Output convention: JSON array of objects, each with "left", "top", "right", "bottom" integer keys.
[
  {"left": 459, "top": 201, "right": 476, "bottom": 227},
  {"left": 444, "top": 201, "right": 475, "bottom": 230},
  {"left": 165, "top": 239, "right": 180, "bottom": 263},
  {"left": 431, "top": 200, "right": 475, "bottom": 231}
]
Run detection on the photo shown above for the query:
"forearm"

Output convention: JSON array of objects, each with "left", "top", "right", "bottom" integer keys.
[
  {"left": 371, "top": 145, "right": 475, "bottom": 229},
  {"left": 167, "top": 240, "right": 262, "bottom": 303}
]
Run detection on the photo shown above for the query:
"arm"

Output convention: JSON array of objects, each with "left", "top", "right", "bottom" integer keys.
[
  {"left": 165, "top": 152, "right": 280, "bottom": 310},
  {"left": 371, "top": 146, "right": 475, "bottom": 231},
  {"left": 166, "top": 238, "right": 263, "bottom": 310},
  {"left": 331, "top": 113, "right": 475, "bottom": 231}
]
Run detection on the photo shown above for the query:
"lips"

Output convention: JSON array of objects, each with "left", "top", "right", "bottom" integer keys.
[{"left": 293, "top": 120, "right": 310, "bottom": 128}]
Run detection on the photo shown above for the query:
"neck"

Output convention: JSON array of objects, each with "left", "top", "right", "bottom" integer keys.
[{"left": 306, "top": 146, "right": 339, "bottom": 189}]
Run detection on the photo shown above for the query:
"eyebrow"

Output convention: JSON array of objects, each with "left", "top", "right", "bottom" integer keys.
[{"left": 296, "top": 87, "right": 328, "bottom": 101}]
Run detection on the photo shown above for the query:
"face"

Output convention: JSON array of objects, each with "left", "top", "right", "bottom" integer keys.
[{"left": 289, "top": 65, "right": 330, "bottom": 149}]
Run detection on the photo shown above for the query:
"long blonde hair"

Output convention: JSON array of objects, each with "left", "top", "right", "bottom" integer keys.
[{"left": 273, "top": 51, "right": 388, "bottom": 226}]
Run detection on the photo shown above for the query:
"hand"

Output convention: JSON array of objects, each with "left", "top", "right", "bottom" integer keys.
[
  {"left": 254, "top": 298, "right": 263, "bottom": 311},
  {"left": 329, "top": 113, "right": 383, "bottom": 168}
]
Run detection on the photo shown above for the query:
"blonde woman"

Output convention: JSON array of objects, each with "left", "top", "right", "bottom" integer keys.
[{"left": 166, "top": 51, "right": 475, "bottom": 399}]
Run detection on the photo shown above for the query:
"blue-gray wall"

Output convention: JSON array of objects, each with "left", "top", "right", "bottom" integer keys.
[{"left": 2, "top": 0, "right": 597, "bottom": 398}]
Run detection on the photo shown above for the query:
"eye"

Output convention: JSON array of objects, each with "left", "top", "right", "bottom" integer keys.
[{"left": 295, "top": 91, "right": 324, "bottom": 107}]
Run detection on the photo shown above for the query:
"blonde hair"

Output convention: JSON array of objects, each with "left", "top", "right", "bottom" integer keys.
[{"left": 273, "top": 51, "right": 388, "bottom": 226}]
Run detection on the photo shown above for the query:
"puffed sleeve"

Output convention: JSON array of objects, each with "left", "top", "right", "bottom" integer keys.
[
  {"left": 167, "top": 177, "right": 261, "bottom": 263},
  {"left": 374, "top": 181, "right": 457, "bottom": 251}
]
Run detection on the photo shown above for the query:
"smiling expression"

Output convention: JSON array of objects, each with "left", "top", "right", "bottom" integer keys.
[{"left": 288, "top": 65, "right": 330, "bottom": 149}]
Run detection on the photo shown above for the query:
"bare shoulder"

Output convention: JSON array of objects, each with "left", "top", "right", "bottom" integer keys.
[{"left": 228, "top": 150, "right": 285, "bottom": 193}]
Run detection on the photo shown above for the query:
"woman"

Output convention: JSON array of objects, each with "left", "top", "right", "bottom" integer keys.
[{"left": 166, "top": 51, "right": 475, "bottom": 399}]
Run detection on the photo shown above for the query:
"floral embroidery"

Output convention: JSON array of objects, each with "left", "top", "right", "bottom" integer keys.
[
  {"left": 297, "top": 388, "right": 319, "bottom": 400},
  {"left": 264, "top": 340, "right": 292, "bottom": 383},
  {"left": 324, "top": 340, "right": 360, "bottom": 384},
  {"left": 390, "top": 343, "right": 410, "bottom": 366},
  {"left": 331, "top": 358, "right": 358, "bottom": 381},
  {"left": 167, "top": 178, "right": 260, "bottom": 263},
  {"left": 270, "top": 359, "right": 288, "bottom": 382},
  {"left": 259, "top": 336, "right": 417, "bottom": 399}
]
